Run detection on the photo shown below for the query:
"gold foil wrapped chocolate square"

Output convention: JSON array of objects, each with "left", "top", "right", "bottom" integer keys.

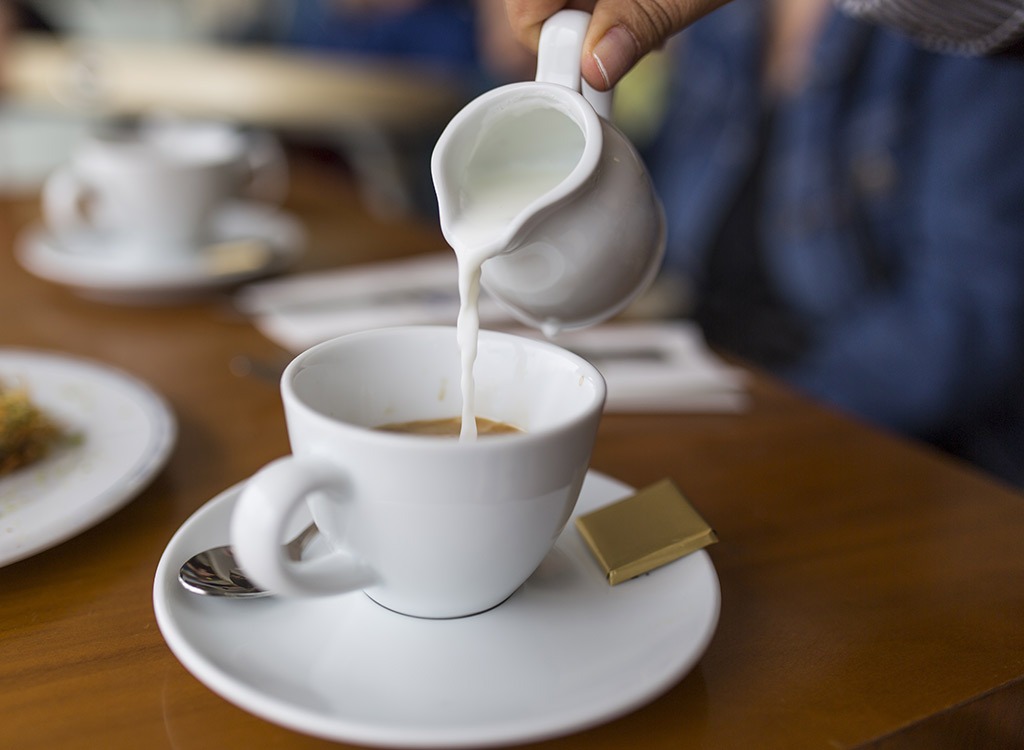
[{"left": 575, "top": 478, "right": 718, "bottom": 585}]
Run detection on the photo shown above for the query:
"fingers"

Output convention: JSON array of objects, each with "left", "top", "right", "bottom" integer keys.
[
  {"left": 583, "top": 0, "right": 729, "bottom": 89},
  {"left": 477, "top": 0, "right": 541, "bottom": 80},
  {"left": 504, "top": 0, "right": 596, "bottom": 51},
  {"left": 504, "top": 0, "right": 729, "bottom": 90}
]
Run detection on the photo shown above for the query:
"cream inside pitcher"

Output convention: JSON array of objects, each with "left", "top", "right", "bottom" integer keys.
[{"left": 431, "top": 9, "right": 666, "bottom": 334}]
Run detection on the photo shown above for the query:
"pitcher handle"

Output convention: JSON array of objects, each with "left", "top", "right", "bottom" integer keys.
[{"left": 536, "top": 9, "right": 613, "bottom": 120}]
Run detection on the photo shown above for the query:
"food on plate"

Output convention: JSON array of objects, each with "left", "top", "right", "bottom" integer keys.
[{"left": 0, "top": 382, "right": 66, "bottom": 476}]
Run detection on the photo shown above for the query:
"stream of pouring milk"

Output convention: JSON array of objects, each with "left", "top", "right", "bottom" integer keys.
[
  {"left": 442, "top": 102, "right": 586, "bottom": 441},
  {"left": 450, "top": 168, "right": 575, "bottom": 441}
]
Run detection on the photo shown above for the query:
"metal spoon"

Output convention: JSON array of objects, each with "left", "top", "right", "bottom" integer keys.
[{"left": 178, "top": 523, "right": 319, "bottom": 599}]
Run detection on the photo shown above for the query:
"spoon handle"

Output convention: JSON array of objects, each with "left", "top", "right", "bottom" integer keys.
[
  {"left": 286, "top": 522, "right": 319, "bottom": 561},
  {"left": 178, "top": 522, "right": 319, "bottom": 598}
]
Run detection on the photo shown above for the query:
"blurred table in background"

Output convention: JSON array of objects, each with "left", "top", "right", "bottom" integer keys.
[
  {"left": 1, "top": 152, "right": 1024, "bottom": 749},
  {"left": 2, "top": 34, "right": 467, "bottom": 214},
  {"left": 5, "top": 35, "right": 465, "bottom": 129}
]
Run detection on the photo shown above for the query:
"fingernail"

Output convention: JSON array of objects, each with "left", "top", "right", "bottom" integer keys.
[{"left": 591, "top": 25, "right": 639, "bottom": 89}]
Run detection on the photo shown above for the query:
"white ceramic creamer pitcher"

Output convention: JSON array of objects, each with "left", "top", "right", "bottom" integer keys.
[{"left": 431, "top": 9, "right": 666, "bottom": 334}]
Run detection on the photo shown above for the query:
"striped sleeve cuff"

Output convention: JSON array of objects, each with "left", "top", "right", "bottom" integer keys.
[{"left": 835, "top": 0, "right": 1024, "bottom": 54}]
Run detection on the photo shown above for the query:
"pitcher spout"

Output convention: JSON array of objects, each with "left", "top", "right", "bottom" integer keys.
[{"left": 431, "top": 83, "right": 603, "bottom": 259}]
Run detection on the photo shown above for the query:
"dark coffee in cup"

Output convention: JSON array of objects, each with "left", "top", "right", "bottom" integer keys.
[{"left": 376, "top": 416, "right": 521, "bottom": 437}]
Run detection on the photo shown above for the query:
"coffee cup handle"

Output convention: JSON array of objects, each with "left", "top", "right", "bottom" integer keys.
[
  {"left": 230, "top": 456, "right": 377, "bottom": 597},
  {"left": 536, "top": 9, "right": 613, "bottom": 120},
  {"left": 42, "top": 167, "right": 94, "bottom": 235}
]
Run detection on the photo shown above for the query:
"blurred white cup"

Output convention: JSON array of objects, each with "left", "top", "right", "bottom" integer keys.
[{"left": 42, "top": 120, "right": 287, "bottom": 260}]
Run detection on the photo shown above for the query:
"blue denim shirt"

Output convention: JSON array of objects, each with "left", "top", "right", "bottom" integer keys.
[
  {"left": 281, "top": 0, "right": 476, "bottom": 66},
  {"left": 650, "top": 0, "right": 1024, "bottom": 486}
]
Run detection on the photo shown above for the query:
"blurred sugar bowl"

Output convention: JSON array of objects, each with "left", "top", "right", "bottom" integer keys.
[{"left": 41, "top": 119, "right": 288, "bottom": 262}]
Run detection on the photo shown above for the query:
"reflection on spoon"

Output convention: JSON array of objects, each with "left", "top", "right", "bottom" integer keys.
[{"left": 178, "top": 522, "right": 318, "bottom": 598}]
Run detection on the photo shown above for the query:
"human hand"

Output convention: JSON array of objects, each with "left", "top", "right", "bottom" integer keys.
[{"left": 504, "top": 0, "right": 731, "bottom": 89}]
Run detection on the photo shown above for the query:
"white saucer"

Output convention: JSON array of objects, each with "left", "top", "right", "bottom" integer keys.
[
  {"left": 15, "top": 201, "right": 305, "bottom": 304},
  {"left": 0, "top": 349, "right": 176, "bottom": 567},
  {"left": 153, "top": 471, "right": 720, "bottom": 748}
]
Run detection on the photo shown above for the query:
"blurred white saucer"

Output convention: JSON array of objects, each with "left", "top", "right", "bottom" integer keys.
[{"left": 16, "top": 201, "right": 304, "bottom": 304}]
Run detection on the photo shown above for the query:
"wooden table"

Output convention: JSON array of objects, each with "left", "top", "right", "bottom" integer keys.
[{"left": 2, "top": 153, "right": 1023, "bottom": 750}]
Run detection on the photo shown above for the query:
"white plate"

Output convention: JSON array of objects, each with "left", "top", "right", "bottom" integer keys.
[
  {"left": 15, "top": 201, "right": 304, "bottom": 304},
  {"left": 0, "top": 349, "right": 176, "bottom": 567},
  {"left": 154, "top": 471, "right": 720, "bottom": 748}
]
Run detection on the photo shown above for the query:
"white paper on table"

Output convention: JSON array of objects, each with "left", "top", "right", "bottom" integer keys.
[
  {"left": 538, "top": 323, "right": 748, "bottom": 413},
  {"left": 237, "top": 253, "right": 507, "bottom": 347},
  {"left": 236, "top": 254, "right": 748, "bottom": 413}
]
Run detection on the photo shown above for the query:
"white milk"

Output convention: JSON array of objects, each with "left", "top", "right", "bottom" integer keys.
[
  {"left": 436, "top": 102, "right": 586, "bottom": 440},
  {"left": 450, "top": 163, "right": 580, "bottom": 440}
]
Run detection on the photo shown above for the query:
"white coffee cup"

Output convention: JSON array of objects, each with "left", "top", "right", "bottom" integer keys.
[
  {"left": 42, "top": 121, "right": 285, "bottom": 258},
  {"left": 230, "top": 326, "right": 606, "bottom": 619}
]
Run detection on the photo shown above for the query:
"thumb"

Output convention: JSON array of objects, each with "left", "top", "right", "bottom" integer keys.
[{"left": 581, "top": 0, "right": 728, "bottom": 90}]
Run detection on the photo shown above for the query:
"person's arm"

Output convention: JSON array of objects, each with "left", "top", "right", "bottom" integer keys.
[
  {"left": 835, "top": 0, "right": 1024, "bottom": 54},
  {"left": 503, "top": 0, "right": 1024, "bottom": 92}
]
